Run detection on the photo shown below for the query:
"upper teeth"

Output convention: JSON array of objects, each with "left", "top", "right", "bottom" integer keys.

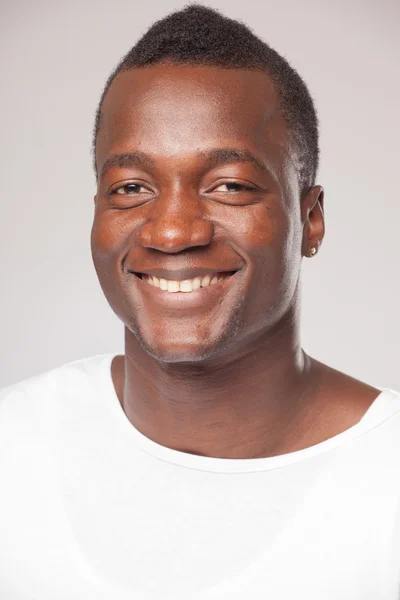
[{"left": 142, "top": 273, "right": 229, "bottom": 293}]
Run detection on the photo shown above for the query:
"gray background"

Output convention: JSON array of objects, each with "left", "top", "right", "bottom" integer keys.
[{"left": 1, "top": 0, "right": 399, "bottom": 389}]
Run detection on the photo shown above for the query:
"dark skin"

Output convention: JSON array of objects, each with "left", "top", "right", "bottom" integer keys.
[{"left": 92, "top": 63, "right": 380, "bottom": 459}]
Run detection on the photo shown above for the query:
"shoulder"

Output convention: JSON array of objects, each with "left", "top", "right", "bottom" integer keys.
[
  {"left": 0, "top": 353, "right": 115, "bottom": 422},
  {"left": 303, "top": 356, "right": 400, "bottom": 447},
  {"left": 309, "top": 356, "right": 395, "bottom": 415}
]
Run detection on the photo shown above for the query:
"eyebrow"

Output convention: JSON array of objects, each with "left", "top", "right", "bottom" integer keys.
[
  {"left": 99, "top": 147, "right": 274, "bottom": 180},
  {"left": 100, "top": 151, "right": 156, "bottom": 179}
]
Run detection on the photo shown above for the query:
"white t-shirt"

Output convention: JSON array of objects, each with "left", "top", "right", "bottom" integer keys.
[{"left": 0, "top": 353, "right": 400, "bottom": 600}]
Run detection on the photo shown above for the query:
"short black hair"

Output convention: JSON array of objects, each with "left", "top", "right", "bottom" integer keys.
[{"left": 92, "top": 3, "right": 319, "bottom": 194}]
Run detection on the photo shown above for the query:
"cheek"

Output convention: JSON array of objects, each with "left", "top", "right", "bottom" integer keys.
[
  {"left": 241, "top": 208, "right": 277, "bottom": 248},
  {"left": 271, "top": 206, "right": 303, "bottom": 316},
  {"left": 236, "top": 203, "right": 284, "bottom": 269},
  {"left": 240, "top": 203, "right": 301, "bottom": 309},
  {"left": 91, "top": 210, "right": 131, "bottom": 264},
  {"left": 90, "top": 212, "right": 136, "bottom": 319},
  {"left": 280, "top": 200, "right": 303, "bottom": 276},
  {"left": 90, "top": 212, "right": 133, "bottom": 299}
]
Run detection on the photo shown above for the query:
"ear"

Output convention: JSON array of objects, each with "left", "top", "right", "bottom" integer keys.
[{"left": 301, "top": 185, "right": 325, "bottom": 257}]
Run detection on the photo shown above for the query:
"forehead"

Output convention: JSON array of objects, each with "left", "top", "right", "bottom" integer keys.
[{"left": 96, "top": 64, "right": 289, "bottom": 170}]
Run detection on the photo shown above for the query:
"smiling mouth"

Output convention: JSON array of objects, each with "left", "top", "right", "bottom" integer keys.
[{"left": 134, "top": 271, "right": 236, "bottom": 293}]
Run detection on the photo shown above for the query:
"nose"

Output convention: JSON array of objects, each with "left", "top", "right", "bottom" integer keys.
[{"left": 136, "top": 188, "right": 214, "bottom": 253}]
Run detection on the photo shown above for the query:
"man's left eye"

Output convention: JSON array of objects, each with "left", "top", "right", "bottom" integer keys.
[{"left": 213, "top": 182, "right": 256, "bottom": 192}]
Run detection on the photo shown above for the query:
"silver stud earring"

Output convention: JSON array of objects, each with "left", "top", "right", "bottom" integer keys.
[{"left": 309, "top": 247, "right": 317, "bottom": 256}]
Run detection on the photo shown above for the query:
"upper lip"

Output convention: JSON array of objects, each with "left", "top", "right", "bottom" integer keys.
[{"left": 131, "top": 268, "right": 239, "bottom": 281}]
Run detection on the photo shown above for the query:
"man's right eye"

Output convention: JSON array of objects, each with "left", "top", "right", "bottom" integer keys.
[{"left": 113, "top": 183, "right": 147, "bottom": 195}]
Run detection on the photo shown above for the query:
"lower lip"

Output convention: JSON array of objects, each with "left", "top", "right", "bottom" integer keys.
[{"left": 130, "top": 272, "right": 239, "bottom": 309}]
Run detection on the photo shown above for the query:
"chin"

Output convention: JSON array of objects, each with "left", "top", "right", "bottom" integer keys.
[
  {"left": 134, "top": 331, "right": 225, "bottom": 364},
  {"left": 121, "top": 299, "right": 244, "bottom": 364},
  {"left": 125, "top": 318, "right": 240, "bottom": 365}
]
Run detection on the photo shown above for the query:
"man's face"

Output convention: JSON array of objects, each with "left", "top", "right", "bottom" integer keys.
[{"left": 92, "top": 64, "right": 306, "bottom": 364}]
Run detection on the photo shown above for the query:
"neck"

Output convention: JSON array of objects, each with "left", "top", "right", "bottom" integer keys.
[{"left": 112, "top": 301, "right": 321, "bottom": 459}]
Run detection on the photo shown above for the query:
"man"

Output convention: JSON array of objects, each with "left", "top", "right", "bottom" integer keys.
[{"left": 1, "top": 4, "right": 399, "bottom": 599}]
